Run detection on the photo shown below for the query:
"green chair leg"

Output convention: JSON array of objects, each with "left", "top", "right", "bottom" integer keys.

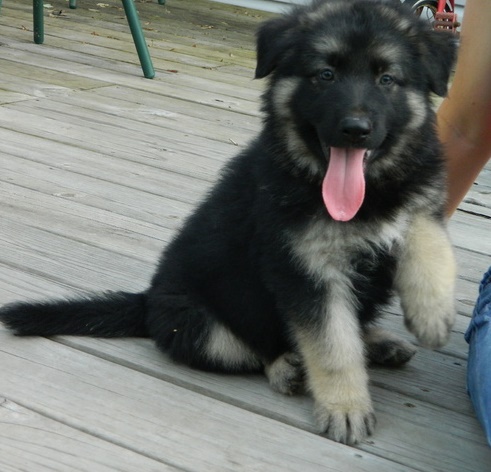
[
  {"left": 25, "top": 0, "right": 155, "bottom": 78},
  {"left": 33, "top": 0, "right": 44, "bottom": 44},
  {"left": 68, "top": 0, "right": 165, "bottom": 6},
  {"left": 122, "top": 0, "right": 155, "bottom": 79}
]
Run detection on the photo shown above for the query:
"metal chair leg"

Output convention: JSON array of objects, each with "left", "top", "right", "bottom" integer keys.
[
  {"left": 68, "top": 0, "right": 165, "bottom": 3},
  {"left": 69, "top": 0, "right": 155, "bottom": 78},
  {"left": 26, "top": 0, "right": 155, "bottom": 78},
  {"left": 33, "top": 0, "right": 44, "bottom": 44},
  {"left": 122, "top": 0, "right": 155, "bottom": 79},
  {"left": 68, "top": 0, "right": 166, "bottom": 6}
]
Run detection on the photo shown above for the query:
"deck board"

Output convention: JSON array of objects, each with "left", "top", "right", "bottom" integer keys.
[
  {"left": 1, "top": 330, "right": 418, "bottom": 472},
  {"left": 1, "top": 399, "right": 178, "bottom": 472},
  {"left": 1, "top": 1, "right": 491, "bottom": 470}
]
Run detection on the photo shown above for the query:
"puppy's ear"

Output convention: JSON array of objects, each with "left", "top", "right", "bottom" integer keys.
[
  {"left": 420, "top": 30, "right": 458, "bottom": 96},
  {"left": 255, "top": 15, "right": 299, "bottom": 79}
]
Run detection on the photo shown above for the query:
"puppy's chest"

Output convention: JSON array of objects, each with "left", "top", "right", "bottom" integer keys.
[{"left": 288, "top": 217, "right": 407, "bottom": 281}]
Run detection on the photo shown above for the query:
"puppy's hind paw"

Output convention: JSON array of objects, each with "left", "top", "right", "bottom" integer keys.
[
  {"left": 265, "top": 352, "right": 304, "bottom": 395},
  {"left": 364, "top": 328, "right": 417, "bottom": 367}
]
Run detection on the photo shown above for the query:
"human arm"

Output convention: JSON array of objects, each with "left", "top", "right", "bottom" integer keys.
[{"left": 437, "top": 0, "right": 491, "bottom": 216}]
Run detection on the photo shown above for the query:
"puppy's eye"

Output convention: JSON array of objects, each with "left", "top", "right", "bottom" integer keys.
[
  {"left": 319, "top": 68, "right": 334, "bottom": 81},
  {"left": 379, "top": 74, "right": 394, "bottom": 86}
]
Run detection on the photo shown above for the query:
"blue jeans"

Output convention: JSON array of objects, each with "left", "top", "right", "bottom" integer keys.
[{"left": 465, "top": 266, "right": 491, "bottom": 446}]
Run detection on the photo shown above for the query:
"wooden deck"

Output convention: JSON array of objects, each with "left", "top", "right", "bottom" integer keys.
[{"left": 1, "top": 1, "right": 490, "bottom": 470}]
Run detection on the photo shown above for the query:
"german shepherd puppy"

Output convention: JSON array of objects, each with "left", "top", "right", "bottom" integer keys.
[{"left": 0, "top": 0, "right": 458, "bottom": 444}]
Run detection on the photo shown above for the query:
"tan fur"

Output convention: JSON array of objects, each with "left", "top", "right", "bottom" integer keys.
[
  {"left": 294, "top": 285, "right": 374, "bottom": 445},
  {"left": 395, "top": 213, "right": 456, "bottom": 348},
  {"left": 206, "top": 322, "right": 261, "bottom": 370},
  {"left": 298, "top": 331, "right": 375, "bottom": 444},
  {"left": 271, "top": 77, "right": 325, "bottom": 177}
]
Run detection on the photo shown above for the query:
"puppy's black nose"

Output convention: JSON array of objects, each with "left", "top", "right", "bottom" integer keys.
[{"left": 340, "top": 117, "right": 372, "bottom": 142}]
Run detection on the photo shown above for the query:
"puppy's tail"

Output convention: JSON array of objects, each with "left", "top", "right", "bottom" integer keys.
[{"left": 0, "top": 291, "right": 148, "bottom": 337}]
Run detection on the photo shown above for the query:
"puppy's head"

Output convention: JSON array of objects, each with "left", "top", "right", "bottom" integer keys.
[
  {"left": 256, "top": 0, "right": 456, "bottom": 95},
  {"left": 255, "top": 0, "right": 457, "bottom": 221}
]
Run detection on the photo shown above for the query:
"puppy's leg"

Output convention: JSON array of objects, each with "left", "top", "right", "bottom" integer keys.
[
  {"left": 364, "top": 327, "right": 417, "bottom": 367},
  {"left": 148, "top": 294, "right": 262, "bottom": 373},
  {"left": 207, "top": 323, "right": 305, "bottom": 390},
  {"left": 395, "top": 214, "right": 456, "bottom": 348},
  {"left": 296, "top": 286, "right": 375, "bottom": 445}
]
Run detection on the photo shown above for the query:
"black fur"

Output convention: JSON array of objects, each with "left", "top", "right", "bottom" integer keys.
[{"left": 0, "top": 0, "right": 457, "bottom": 443}]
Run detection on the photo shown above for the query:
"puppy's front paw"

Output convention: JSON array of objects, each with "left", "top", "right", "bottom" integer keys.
[
  {"left": 403, "top": 299, "right": 456, "bottom": 349},
  {"left": 395, "top": 214, "right": 457, "bottom": 349},
  {"left": 314, "top": 401, "right": 376, "bottom": 445},
  {"left": 309, "top": 367, "right": 375, "bottom": 444}
]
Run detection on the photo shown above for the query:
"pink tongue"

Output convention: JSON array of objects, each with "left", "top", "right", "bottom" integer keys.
[{"left": 322, "top": 147, "right": 366, "bottom": 221}]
